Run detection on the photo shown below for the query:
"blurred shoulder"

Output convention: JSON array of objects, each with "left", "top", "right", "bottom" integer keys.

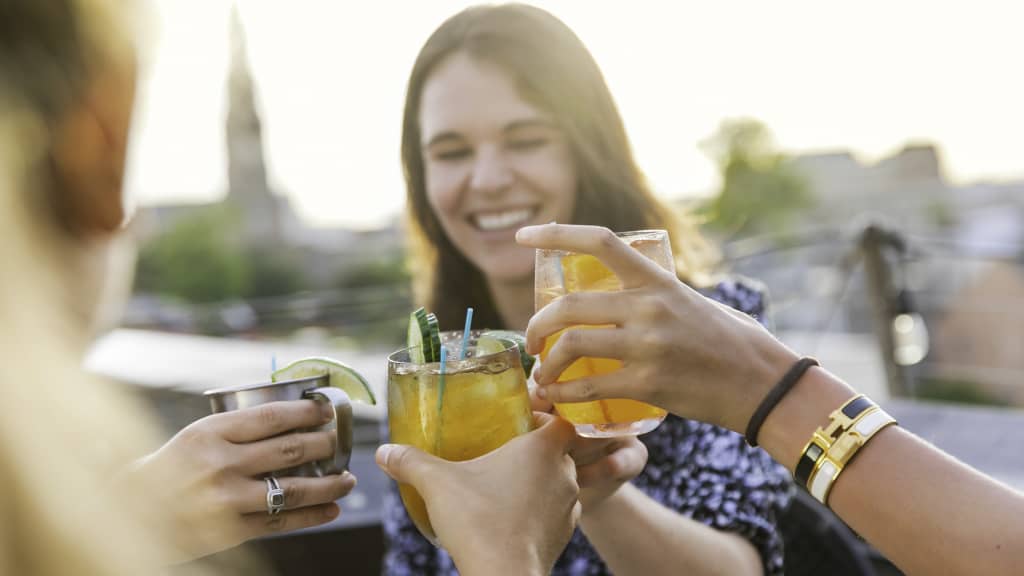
[{"left": 701, "top": 274, "right": 771, "bottom": 328}]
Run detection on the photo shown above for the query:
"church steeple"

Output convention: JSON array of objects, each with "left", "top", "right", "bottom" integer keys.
[
  {"left": 226, "top": 2, "right": 269, "bottom": 197},
  {"left": 224, "top": 2, "right": 285, "bottom": 243}
]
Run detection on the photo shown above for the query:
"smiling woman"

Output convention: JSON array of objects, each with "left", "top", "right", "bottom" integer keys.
[
  {"left": 418, "top": 52, "right": 578, "bottom": 285},
  {"left": 402, "top": 4, "right": 714, "bottom": 332},
  {"left": 388, "top": 5, "right": 791, "bottom": 576}
]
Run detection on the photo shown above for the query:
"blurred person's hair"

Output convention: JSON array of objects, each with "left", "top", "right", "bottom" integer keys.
[
  {"left": 401, "top": 3, "right": 716, "bottom": 329},
  {"left": 0, "top": 1, "right": 238, "bottom": 574}
]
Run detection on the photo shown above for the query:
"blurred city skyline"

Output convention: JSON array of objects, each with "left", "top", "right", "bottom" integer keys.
[{"left": 126, "top": 0, "right": 1024, "bottom": 229}]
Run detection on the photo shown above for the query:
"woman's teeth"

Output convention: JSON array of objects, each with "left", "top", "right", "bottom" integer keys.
[{"left": 473, "top": 208, "right": 536, "bottom": 231}]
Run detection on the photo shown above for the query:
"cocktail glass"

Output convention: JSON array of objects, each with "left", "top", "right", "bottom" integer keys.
[
  {"left": 535, "top": 229, "right": 675, "bottom": 437},
  {"left": 386, "top": 331, "right": 532, "bottom": 543}
]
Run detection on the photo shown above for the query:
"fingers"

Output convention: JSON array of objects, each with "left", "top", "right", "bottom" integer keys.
[
  {"left": 375, "top": 444, "right": 441, "bottom": 490},
  {"left": 532, "top": 326, "right": 626, "bottom": 386},
  {"left": 576, "top": 439, "right": 647, "bottom": 489},
  {"left": 529, "top": 385, "right": 555, "bottom": 413},
  {"left": 568, "top": 437, "right": 617, "bottom": 467},
  {"left": 561, "top": 451, "right": 582, "bottom": 518},
  {"left": 530, "top": 410, "right": 559, "bottom": 429},
  {"left": 235, "top": 472, "right": 356, "bottom": 514},
  {"left": 233, "top": 430, "right": 336, "bottom": 475},
  {"left": 536, "top": 371, "right": 632, "bottom": 404},
  {"left": 240, "top": 502, "right": 340, "bottom": 539},
  {"left": 516, "top": 224, "right": 666, "bottom": 289},
  {"left": 209, "top": 400, "right": 331, "bottom": 443},
  {"left": 525, "top": 291, "right": 627, "bottom": 354}
]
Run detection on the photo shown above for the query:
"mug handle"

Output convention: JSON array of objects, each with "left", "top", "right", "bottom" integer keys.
[{"left": 303, "top": 387, "right": 353, "bottom": 475}]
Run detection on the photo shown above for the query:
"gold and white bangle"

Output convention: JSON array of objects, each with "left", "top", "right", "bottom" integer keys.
[
  {"left": 794, "top": 395, "right": 874, "bottom": 487},
  {"left": 795, "top": 394, "right": 898, "bottom": 506}
]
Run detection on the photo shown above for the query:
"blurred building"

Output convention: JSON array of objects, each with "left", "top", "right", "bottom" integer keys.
[
  {"left": 722, "top": 143, "right": 1024, "bottom": 406},
  {"left": 132, "top": 5, "right": 301, "bottom": 247},
  {"left": 138, "top": 6, "right": 296, "bottom": 245},
  {"left": 790, "top": 144, "right": 954, "bottom": 233},
  {"left": 790, "top": 143, "right": 1024, "bottom": 237},
  {"left": 134, "top": 6, "right": 402, "bottom": 283},
  {"left": 223, "top": 2, "right": 294, "bottom": 245},
  {"left": 128, "top": 6, "right": 407, "bottom": 335},
  {"left": 929, "top": 261, "right": 1024, "bottom": 406}
]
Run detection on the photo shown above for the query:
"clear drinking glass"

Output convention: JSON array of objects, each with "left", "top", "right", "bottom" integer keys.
[
  {"left": 535, "top": 229, "right": 675, "bottom": 437},
  {"left": 386, "top": 331, "right": 532, "bottom": 543}
]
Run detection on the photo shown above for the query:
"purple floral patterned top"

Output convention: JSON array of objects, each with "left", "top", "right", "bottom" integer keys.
[{"left": 382, "top": 279, "right": 794, "bottom": 575}]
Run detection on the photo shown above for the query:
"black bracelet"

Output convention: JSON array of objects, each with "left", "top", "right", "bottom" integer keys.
[{"left": 745, "top": 357, "right": 820, "bottom": 447}]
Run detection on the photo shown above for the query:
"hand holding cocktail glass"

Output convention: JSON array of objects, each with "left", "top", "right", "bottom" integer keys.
[
  {"left": 386, "top": 328, "right": 534, "bottom": 542},
  {"left": 532, "top": 227, "right": 677, "bottom": 437},
  {"left": 529, "top": 388, "right": 649, "bottom": 511},
  {"left": 384, "top": 299, "right": 651, "bottom": 573},
  {"left": 377, "top": 412, "right": 581, "bottom": 575},
  {"left": 520, "top": 223, "right": 779, "bottom": 432}
]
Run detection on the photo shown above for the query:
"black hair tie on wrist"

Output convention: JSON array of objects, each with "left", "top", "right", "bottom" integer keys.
[{"left": 745, "top": 357, "right": 820, "bottom": 447}]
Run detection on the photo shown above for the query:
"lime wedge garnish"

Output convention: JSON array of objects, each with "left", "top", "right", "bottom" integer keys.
[
  {"left": 271, "top": 357, "right": 376, "bottom": 405},
  {"left": 481, "top": 330, "right": 536, "bottom": 376},
  {"left": 474, "top": 335, "right": 509, "bottom": 357}
]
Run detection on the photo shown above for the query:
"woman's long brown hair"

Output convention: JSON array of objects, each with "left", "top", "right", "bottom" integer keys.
[{"left": 402, "top": 3, "right": 713, "bottom": 330}]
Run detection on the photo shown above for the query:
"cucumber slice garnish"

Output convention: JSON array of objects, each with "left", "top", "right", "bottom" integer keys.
[
  {"left": 425, "top": 312, "right": 442, "bottom": 363},
  {"left": 407, "top": 307, "right": 443, "bottom": 363},
  {"left": 408, "top": 307, "right": 431, "bottom": 363}
]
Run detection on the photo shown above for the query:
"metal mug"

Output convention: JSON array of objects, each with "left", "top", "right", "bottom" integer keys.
[{"left": 204, "top": 375, "right": 353, "bottom": 476}]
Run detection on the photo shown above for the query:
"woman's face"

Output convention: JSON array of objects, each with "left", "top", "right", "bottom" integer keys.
[
  {"left": 418, "top": 52, "right": 577, "bottom": 283},
  {"left": 55, "top": 57, "right": 139, "bottom": 336},
  {"left": 53, "top": 57, "right": 137, "bottom": 237}
]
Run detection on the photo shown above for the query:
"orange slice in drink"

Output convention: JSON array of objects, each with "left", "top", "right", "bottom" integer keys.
[{"left": 561, "top": 253, "right": 621, "bottom": 293}]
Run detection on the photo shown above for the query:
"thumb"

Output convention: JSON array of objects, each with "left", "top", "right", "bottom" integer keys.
[
  {"left": 531, "top": 411, "right": 580, "bottom": 454},
  {"left": 376, "top": 444, "right": 441, "bottom": 488}
]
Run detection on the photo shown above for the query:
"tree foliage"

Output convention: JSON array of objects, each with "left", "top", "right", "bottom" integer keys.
[
  {"left": 135, "top": 208, "right": 246, "bottom": 303},
  {"left": 243, "top": 245, "right": 307, "bottom": 299},
  {"left": 135, "top": 207, "right": 309, "bottom": 303},
  {"left": 700, "top": 119, "right": 814, "bottom": 238}
]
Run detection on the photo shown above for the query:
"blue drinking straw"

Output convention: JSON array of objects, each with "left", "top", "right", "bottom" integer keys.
[
  {"left": 436, "top": 345, "right": 448, "bottom": 413},
  {"left": 459, "top": 307, "right": 474, "bottom": 360},
  {"left": 271, "top": 354, "right": 277, "bottom": 373},
  {"left": 433, "top": 345, "right": 449, "bottom": 452}
]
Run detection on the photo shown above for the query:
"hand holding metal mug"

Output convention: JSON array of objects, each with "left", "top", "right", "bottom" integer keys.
[
  {"left": 128, "top": 378, "right": 357, "bottom": 560},
  {"left": 206, "top": 375, "right": 355, "bottom": 477}
]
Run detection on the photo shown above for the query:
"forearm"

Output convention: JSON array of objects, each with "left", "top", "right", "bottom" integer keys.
[
  {"left": 580, "top": 483, "right": 762, "bottom": 576},
  {"left": 760, "top": 367, "right": 1024, "bottom": 575},
  {"left": 451, "top": 547, "right": 547, "bottom": 576}
]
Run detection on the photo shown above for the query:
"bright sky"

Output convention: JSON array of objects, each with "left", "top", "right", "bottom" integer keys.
[{"left": 126, "top": 0, "right": 1024, "bottom": 229}]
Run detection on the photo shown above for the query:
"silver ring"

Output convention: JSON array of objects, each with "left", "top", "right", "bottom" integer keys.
[{"left": 265, "top": 476, "right": 285, "bottom": 516}]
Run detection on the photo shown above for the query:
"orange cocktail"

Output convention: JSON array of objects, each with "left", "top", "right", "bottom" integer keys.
[
  {"left": 535, "top": 230, "right": 674, "bottom": 437},
  {"left": 387, "top": 333, "right": 532, "bottom": 542}
]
